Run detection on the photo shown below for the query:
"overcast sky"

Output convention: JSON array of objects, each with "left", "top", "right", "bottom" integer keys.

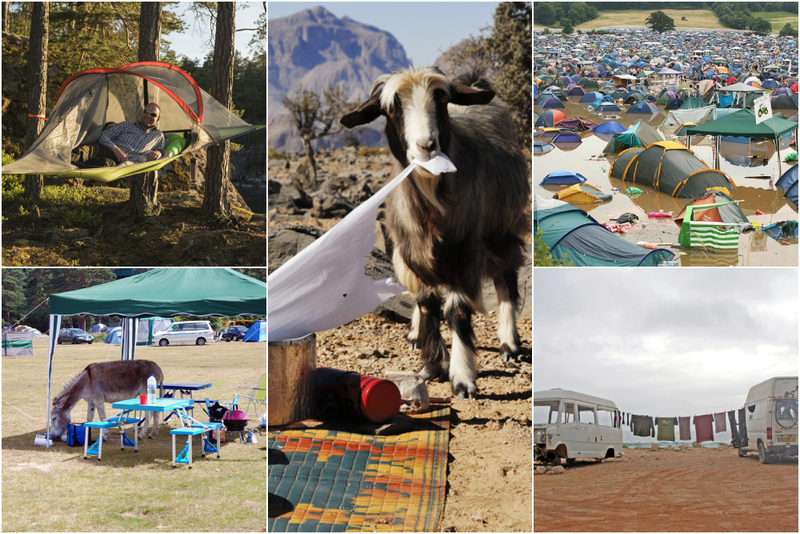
[
  {"left": 534, "top": 269, "right": 798, "bottom": 419},
  {"left": 267, "top": 2, "right": 499, "bottom": 68}
]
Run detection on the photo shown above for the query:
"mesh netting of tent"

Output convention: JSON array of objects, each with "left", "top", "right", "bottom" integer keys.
[{"left": 2, "top": 61, "right": 261, "bottom": 182}]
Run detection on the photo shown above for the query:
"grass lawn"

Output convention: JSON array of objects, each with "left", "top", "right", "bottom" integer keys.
[
  {"left": 534, "top": 9, "right": 798, "bottom": 34},
  {"left": 2, "top": 339, "right": 266, "bottom": 531}
]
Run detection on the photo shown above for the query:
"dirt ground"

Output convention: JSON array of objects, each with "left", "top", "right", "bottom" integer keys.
[
  {"left": 534, "top": 446, "right": 798, "bottom": 532},
  {"left": 314, "top": 311, "right": 533, "bottom": 532}
]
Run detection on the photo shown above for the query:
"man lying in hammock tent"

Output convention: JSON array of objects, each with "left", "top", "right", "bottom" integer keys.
[{"left": 3, "top": 61, "right": 262, "bottom": 183}]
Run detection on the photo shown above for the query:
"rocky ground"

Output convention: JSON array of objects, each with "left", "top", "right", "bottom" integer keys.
[{"left": 269, "top": 147, "right": 533, "bottom": 531}]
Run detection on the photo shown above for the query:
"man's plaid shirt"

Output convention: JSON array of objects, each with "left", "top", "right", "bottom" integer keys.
[{"left": 99, "top": 121, "right": 165, "bottom": 159}]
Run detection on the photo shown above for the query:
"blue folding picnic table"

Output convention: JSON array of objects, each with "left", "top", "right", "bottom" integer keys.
[
  {"left": 161, "top": 383, "right": 214, "bottom": 421},
  {"left": 110, "top": 397, "right": 194, "bottom": 451}
]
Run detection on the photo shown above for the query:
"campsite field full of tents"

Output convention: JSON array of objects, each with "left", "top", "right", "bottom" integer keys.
[
  {"left": 534, "top": 98, "right": 798, "bottom": 267},
  {"left": 1, "top": 339, "right": 266, "bottom": 531}
]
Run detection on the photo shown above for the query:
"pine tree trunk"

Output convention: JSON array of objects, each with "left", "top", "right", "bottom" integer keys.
[
  {"left": 128, "top": 2, "right": 162, "bottom": 219},
  {"left": 202, "top": 2, "right": 236, "bottom": 222},
  {"left": 23, "top": 2, "right": 48, "bottom": 200}
]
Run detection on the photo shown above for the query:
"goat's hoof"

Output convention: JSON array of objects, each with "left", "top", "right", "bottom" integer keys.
[
  {"left": 407, "top": 339, "right": 418, "bottom": 350},
  {"left": 452, "top": 382, "right": 477, "bottom": 400},
  {"left": 419, "top": 365, "right": 447, "bottom": 382},
  {"left": 499, "top": 343, "right": 520, "bottom": 362}
]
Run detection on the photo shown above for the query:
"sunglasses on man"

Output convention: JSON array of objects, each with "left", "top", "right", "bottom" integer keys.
[{"left": 142, "top": 110, "right": 158, "bottom": 117}]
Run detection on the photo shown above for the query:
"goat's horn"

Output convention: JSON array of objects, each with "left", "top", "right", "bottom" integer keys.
[{"left": 370, "top": 74, "right": 391, "bottom": 97}]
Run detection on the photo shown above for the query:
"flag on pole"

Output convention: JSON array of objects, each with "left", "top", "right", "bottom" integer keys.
[{"left": 754, "top": 94, "right": 773, "bottom": 125}]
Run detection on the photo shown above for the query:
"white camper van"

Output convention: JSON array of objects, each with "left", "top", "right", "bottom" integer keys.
[
  {"left": 534, "top": 389, "right": 623, "bottom": 465},
  {"left": 737, "top": 376, "right": 797, "bottom": 464}
]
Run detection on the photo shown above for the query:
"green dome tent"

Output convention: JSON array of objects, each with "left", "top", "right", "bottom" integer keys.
[
  {"left": 534, "top": 196, "right": 674, "bottom": 266},
  {"left": 609, "top": 141, "right": 736, "bottom": 198},
  {"left": 3, "top": 62, "right": 260, "bottom": 182}
]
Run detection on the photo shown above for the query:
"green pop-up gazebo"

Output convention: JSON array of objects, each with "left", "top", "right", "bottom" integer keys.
[{"left": 45, "top": 268, "right": 266, "bottom": 444}]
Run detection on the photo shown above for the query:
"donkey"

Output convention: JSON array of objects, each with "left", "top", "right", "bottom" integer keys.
[{"left": 50, "top": 360, "right": 164, "bottom": 441}]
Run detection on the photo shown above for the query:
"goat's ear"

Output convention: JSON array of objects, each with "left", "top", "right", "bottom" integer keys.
[
  {"left": 340, "top": 94, "right": 382, "bottom": 128},
  {"left": 450, "top": 84, "right": 495, "bottom": 106}
]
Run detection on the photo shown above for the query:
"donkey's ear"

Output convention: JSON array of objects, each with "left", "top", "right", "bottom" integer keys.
[{"left": 449, "top": 84, "right": 495, "bottom": 106}]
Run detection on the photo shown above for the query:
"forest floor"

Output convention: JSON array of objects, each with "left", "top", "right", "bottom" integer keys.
[{"left": 2, "top": 185, "right": 266, "bottom": 267}]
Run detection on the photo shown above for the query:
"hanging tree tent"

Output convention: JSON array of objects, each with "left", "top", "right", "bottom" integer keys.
[
  {"left": 2, "top": 62, "right": 261, "bottom": 182},
  {"left": 45, "top": 268, "right": 267, "bottom": 443}
]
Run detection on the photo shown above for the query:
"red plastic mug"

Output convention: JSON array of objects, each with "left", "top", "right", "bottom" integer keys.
[
  {"left": 139, "top": 394, "right": 147, "bottom": 404},
  {"left": 316, "top": 367, "right": 401, "bottom": 424}
]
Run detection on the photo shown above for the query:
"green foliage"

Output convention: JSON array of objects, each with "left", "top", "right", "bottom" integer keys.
[
  {"left": 534, "top": 2, "right": 599, "bottom": 27},
  {"left": 533, "top": 230, "right": 572, "bottom": 266},
  {"left": 268, "top": 148, "right": 287, "bottom": 160},
  {"left": 41, "top": 185, "right": 102, "bottom": 205},
  {"left": 645, "top": 11, "right": 676, "bottom": 33},
  {"left": 63, "top": 210, "right": 103, "bottom": 231},
  {"left": 2, "top": 151, "right": 24, "bottom": 202},
  {"left": 779, "top": 23, "right": 796, "bottom": 37},
  {"left": 446, "top": 2, "right": 532, "bottom": 147},
  {"left": 561, "top": 18, "right": 575, "bottom": 34},
  {"left": 749, "top": 17, "right": 772, "bottom": 35}
]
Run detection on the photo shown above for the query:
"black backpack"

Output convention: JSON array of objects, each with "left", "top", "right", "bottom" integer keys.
[{"left": 208, "top": 402, "right": 228, "bottom": 422}]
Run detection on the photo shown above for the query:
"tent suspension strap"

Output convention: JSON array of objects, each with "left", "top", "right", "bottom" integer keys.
[
  {"left": 8, "top": 297, "right": 50, "bottom": 331},
  {"left": 27, "top": 114, "right": 48, "bottom": 120}
]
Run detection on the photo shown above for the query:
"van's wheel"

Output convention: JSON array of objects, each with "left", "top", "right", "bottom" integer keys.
[
  {"left": 565, "top": 458, "right": 576, "bottom": 466},
  {"left": 159, "top": 339, "right": 168, "bottom": 347},
  {"left": 758, "top": 441, "right": 771, "bottom": 464},
  {"left": 196, "top": 338, "right": 206, "bottom": 346}
]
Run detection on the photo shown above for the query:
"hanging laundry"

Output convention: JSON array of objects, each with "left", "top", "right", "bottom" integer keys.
[
  {"left": 678, "top": 416, "right": 691, "bottom": 441},
  {"left": 694, "top": 414, "right": 714, "bottom": 443},
  {"left": 714, "top": 412, "right": 727, "bottom": 433},
  {"left": 727, "top": 410, "right": 739, "bottom": 445},
  {"left": 631, "top": 414, "right": 655, "bottom": 437},
  {"left": 656, "top": 417, "right": 678, "bottom": 441}
]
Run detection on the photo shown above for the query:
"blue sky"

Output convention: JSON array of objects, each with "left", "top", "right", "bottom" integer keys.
[
  {"left": 267, "top": 2, "right": 500, "bottom": 67},
  {"left": 168, "top": 2, "right": 265, "bottom": 61}
]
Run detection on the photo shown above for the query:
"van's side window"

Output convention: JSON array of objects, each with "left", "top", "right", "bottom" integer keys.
[
  {"left": 578, "top": 405, "right": 596, "bottom": 425},
  {"left": 561, "top": 402, "right": 576, "bottom": 424},
  {"left": 597, "top": 408, "right": 615, "bottom": 427}
]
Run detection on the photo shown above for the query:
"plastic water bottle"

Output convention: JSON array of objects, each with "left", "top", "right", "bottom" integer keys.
[{"left": 147, "top": 374, "right": 157, "bottom": 405}]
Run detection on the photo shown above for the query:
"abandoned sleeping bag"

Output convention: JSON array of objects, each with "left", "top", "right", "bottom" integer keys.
[
  {"left": 3, "top": 62, "right": 258, "bottom": 182},
  {"left": 609, "top": 141, "right": 736, "bottom": 198},
  {"left": 534, "top": 196, "right": 674, "bottom": 266}
]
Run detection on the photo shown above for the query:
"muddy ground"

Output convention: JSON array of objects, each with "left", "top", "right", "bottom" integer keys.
[
  {"left": 269, "top": 148, "right": 533, "bottom": 531},
  {"left": 534, "top": 446, "right": 798, "bottom": 532}
]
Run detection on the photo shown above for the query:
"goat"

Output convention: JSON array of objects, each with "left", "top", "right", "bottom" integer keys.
[{"left": 340, "top": 66, "right": 530, "bottom": 399}]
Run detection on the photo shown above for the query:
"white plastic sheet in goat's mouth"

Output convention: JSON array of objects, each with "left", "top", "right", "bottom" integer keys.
[{"left": 268, "top": 154, "right": 457, "bottom": 341}]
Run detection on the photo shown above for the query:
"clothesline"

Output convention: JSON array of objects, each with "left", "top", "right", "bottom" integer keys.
[{"left": 610, "top": 408, "right": 748, "bottom": 443}]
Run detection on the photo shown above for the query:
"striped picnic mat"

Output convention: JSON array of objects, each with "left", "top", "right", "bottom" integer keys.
[{"left": 268, "top": 402, "right": 450, "bottom": 532}]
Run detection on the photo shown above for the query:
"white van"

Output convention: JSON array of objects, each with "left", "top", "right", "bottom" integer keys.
[
  {"left": 152, "top": 320, "right": 216, "bottom": 347},
  {"left": 534, "top": 389, "right": 623, "bottom": 465},
  {"left": 737, "top": 376, "right": 797, "bottom": 464}
]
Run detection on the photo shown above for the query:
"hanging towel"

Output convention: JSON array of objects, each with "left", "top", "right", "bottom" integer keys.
[
  {"left": 656, "top": 417, "right": 677, "bottom": 441},
  {"left": 714, "top": 412, "right": 727, "bottom": 433},
  {"left": 728, "top": 410, "right": 739, "bottom": 446},
  {"left": 631, "top": 414, "right": 655, "bottom": 437},
  {"left": 694, "top": 414, "right": 714, "bottom": 443},
  {"left": 678, "top": 416, "right": 691, "bottom": 440}
]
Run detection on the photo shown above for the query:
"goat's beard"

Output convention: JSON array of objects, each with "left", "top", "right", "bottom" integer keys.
[{"left": 411, "top": 169, "right": 445, "bottom": 214}]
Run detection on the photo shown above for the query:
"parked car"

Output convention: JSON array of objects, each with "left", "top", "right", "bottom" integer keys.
[
  {"left": 736, "top": 376, "right": 797, "bottom": 464},
  {"left": 57, "top": 328, "right": 94, "bottom": 345},
  {"left": 152, "top": 320, "right": 216, "bottom": 347},
  {"left": 219, "top": 325, "right": 247, "bottom": 342}
]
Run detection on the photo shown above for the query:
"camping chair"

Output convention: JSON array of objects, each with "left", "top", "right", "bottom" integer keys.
[{"left": 237, "top": 373, "right": 266, "bottom": 421}]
